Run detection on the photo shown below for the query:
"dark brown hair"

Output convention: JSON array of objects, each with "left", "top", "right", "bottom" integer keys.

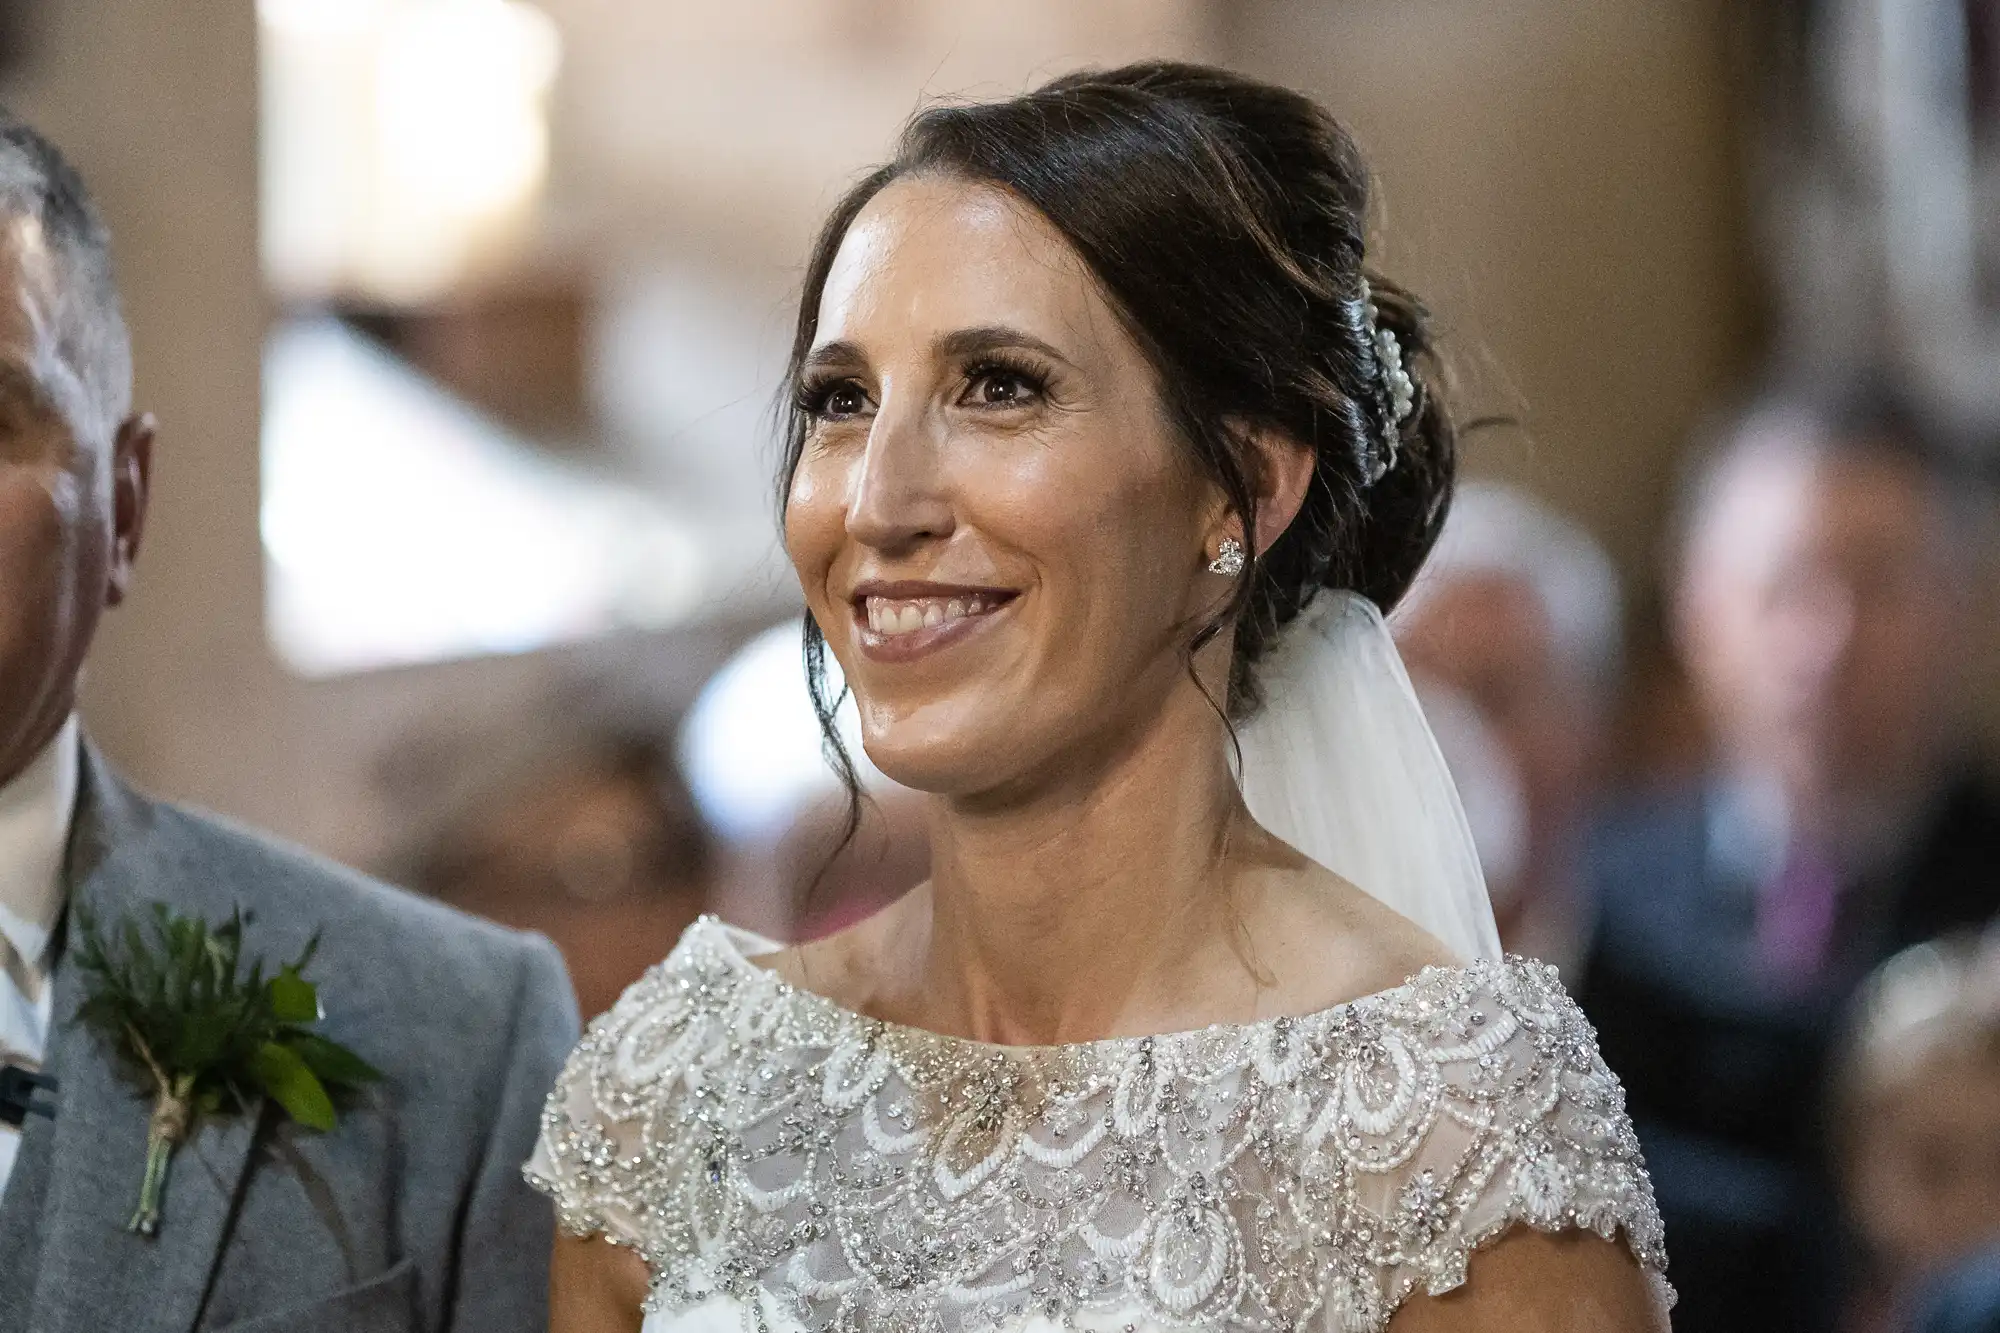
[{"left": 778, "top": 61, "right": 1457, "bottom": 823}]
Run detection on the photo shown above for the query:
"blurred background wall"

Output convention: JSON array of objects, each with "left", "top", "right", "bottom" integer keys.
[{"left": 0, "top": 0, "right": 763, "bottom": 870}]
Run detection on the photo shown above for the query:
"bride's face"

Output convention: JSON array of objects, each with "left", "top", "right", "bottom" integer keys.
[{"left": 785, "top": 175, "right": 1222, "bottom": 797}]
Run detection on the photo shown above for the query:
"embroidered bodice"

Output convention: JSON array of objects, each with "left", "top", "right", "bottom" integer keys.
[{"left": 526, "top": 917, "right": 1670, "bottom": 1332}]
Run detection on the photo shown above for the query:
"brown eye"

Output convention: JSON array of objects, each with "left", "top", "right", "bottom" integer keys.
[
  {"left": 805, "top": 380, "right": 870, "bottom": 420},
  {"left": 965, "top": 364, "right": 1045, "bottom": 408}
]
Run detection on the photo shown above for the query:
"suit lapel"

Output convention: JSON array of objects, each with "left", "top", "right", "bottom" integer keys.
[
  {"left": 17, "top": 747, "right": 262, "bottom": 1333},
  {"left": 0, "top": 1045, "right": 54, "bottom": 1333}
]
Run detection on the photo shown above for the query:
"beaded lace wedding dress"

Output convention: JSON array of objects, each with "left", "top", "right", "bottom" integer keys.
[{"left": 527, "top": 917, "right": 1670, "bottom": 1332}]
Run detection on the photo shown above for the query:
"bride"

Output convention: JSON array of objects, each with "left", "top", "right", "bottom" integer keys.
[{"left": 530, "top": 62, "right": 1670, "bottom": 1332}]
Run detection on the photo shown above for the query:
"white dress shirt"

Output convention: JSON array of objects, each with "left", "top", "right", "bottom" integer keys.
[{"left": 0, "top": 714, "right": 80, "bottom": 1202}]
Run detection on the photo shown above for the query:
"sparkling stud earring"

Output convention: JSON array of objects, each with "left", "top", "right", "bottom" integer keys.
[{"left": 1207, "top": 537, "right": 1245, "bottom": 577}]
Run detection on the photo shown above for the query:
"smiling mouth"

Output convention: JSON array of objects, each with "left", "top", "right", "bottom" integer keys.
[
  {"left": 861, "top": 592, "right": 1007, "bottom": 636},
  {"left": 849, "top": 584, "right": 1017, "bottom": 659}
]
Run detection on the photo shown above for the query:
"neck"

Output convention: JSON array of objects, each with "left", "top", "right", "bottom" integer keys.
[
  {"left": 0, "top": 699, "right": 77, "bottom": 794},
  {"left": 899, "top": 686, "right": 1259, "bottom": 1045}
]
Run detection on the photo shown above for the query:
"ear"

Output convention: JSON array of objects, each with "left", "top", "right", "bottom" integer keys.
[
  {"left": 1208, "top": 423, "right": 1315, "bottom": 557},
  {"left": 1248, "top": 427, "right": 1316, "bottom": 554},
  {"left": 105, "top": 411, "right": 155, "bottom": 608}
]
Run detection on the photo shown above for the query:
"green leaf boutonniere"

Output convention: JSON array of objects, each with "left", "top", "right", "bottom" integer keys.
[{"left": 72, "top": 903, "right": 382, "bottom": 1237}]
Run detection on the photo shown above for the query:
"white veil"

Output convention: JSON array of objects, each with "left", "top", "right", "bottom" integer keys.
[{"left": 1237, "top": 590, "right": 1504, "bottom": 964}]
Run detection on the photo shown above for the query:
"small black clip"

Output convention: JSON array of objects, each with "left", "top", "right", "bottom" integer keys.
[{"left": 0, "top": 1061, "right": 57, "bottom": 1127}]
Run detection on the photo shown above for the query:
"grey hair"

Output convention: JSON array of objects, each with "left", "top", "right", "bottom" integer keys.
[
  {"left": 0, "top": 108, "right": 131, "bottom": 441},
  {"left": 1673, "top": 383, "right": 1995, "bottom": 580},
  {"left": 1394, "top": 480, "right": 1624, "bottom": 697}
]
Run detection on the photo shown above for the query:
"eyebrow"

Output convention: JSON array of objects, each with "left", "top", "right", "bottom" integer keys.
[
  {"left": 934, "top": 325, "right": 1073, "bottom": 368},
  {"left": 800, "top": 339, "right": 866, "bottom": 376},
  {"left": 802, "top": 325, "right": 1077, "bottom": 375}
]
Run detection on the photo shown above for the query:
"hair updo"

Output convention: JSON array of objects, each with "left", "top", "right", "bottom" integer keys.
[{"left": 780, "top": 60, "right": 1456, "bottom": 752}]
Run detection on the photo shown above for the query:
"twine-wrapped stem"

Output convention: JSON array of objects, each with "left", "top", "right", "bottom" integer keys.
[{"left": 125, "top": 1025, "right": 194, "bottom": 1238}]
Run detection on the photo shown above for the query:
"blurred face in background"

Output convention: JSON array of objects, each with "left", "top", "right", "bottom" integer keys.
[
  {"left": 1844, "top": 1046, "right": 2000, "bottom": 1285},
  {"left": 1396, "top": 571, "right": 1598, "bottom": 917},
  {"left": 424, "top": 750, "right": 710, "bottom": 1018},
  {"left": 1676, "top": 439, "right": 1971, "bottom": 846}
]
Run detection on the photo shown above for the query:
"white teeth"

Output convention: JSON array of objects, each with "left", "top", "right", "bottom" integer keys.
[{"left": 862, "top": 594, "right": 1002, "bottom": 637}]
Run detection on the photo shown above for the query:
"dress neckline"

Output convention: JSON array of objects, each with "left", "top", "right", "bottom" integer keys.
[{"left": 689, "top": 914, "right": 1501, "bottom": 1059}]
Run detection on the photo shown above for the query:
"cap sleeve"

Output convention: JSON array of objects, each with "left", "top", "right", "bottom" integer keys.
[
  {"left": 1324, "top": 957, "right": 1673, "bottom": 1325},
  {"left": 523, "top": 935, "right": 726, "bottom": 1257}
]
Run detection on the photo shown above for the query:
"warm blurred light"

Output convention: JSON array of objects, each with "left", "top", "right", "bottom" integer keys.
[
  {"left": 259, "top": 0, "right": 560, "bottom": 303},
  {"left": 262, "top": 318, "right": 704, "bottom": 676},
  {"left": 677, "top": 622, "right": 886, "bottom": 845}
]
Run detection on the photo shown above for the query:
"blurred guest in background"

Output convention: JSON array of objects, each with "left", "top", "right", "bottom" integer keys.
[
  {"left": 1833, "top": 933, "right": 2000, "bottom": 1333},
  {"left": 1407, "top": 679, "right": 1531, "bottom": 942},
  {"left": 1395, "top": 480, "right": 1622, "bottom": 976},
  {"left": 678, "top": 620, "right": 928, "bottom": 940},
  {"left": 1579, "top": 387, "right": 2000, "bottom": 1333},
  {"left": 396, "top": 715, "right": 714, "bottom": 1020}
]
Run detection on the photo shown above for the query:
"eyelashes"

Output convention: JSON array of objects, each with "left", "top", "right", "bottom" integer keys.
[
  {"left": 794, "top": 353, "right": 1055, "bottom": 422},
  {"left": 794, "top": 373, "right": 865, "bottom": 419},
  {"left": 959, "top": 355, "right": 1051, "bottom": 409}
]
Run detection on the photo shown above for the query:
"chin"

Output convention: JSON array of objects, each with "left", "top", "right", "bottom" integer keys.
[
  {"left": 860, "top": 730, "right": 994, "bottom": 797},
  {"left": 857, "top": 704, "right": 1045, "bottom": 798}
]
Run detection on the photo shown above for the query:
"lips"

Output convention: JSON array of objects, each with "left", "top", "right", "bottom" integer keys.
[{"left": 849, "top": 581, "right": 1016, "bottom": 662}]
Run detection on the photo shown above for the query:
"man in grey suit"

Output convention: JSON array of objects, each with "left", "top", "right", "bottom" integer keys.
[{"left": 0, "top": 112, "right": 580, "bottom": 1331}]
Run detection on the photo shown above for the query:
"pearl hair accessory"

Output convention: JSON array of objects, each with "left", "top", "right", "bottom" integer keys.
[
  {"left": 1358, "top": 280, "right": 1417, "bottom": 485},
  {"left": 1207, "top": 536, "right": 1245, "bottom": 577}
]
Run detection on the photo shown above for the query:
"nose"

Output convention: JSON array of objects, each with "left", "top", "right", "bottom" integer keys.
[{"left": 845, "top": 392, "right": 953, "bottom": 555}]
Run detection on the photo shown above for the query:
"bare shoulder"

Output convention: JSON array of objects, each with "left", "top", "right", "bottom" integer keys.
[
  {"left": 1387, "top": 1227, "right": 1670, "bottom": 1333},
  {"left": 748, "top": 892, "right": 922, "bottom": 1014},
  {"left": 1232, "top": 837, "right": 1461, "bottom": 1018}
]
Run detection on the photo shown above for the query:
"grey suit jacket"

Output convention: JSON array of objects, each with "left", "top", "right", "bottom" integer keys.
[{"left": 0, "top": 746, "right": 580, "bottom": 1333}]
